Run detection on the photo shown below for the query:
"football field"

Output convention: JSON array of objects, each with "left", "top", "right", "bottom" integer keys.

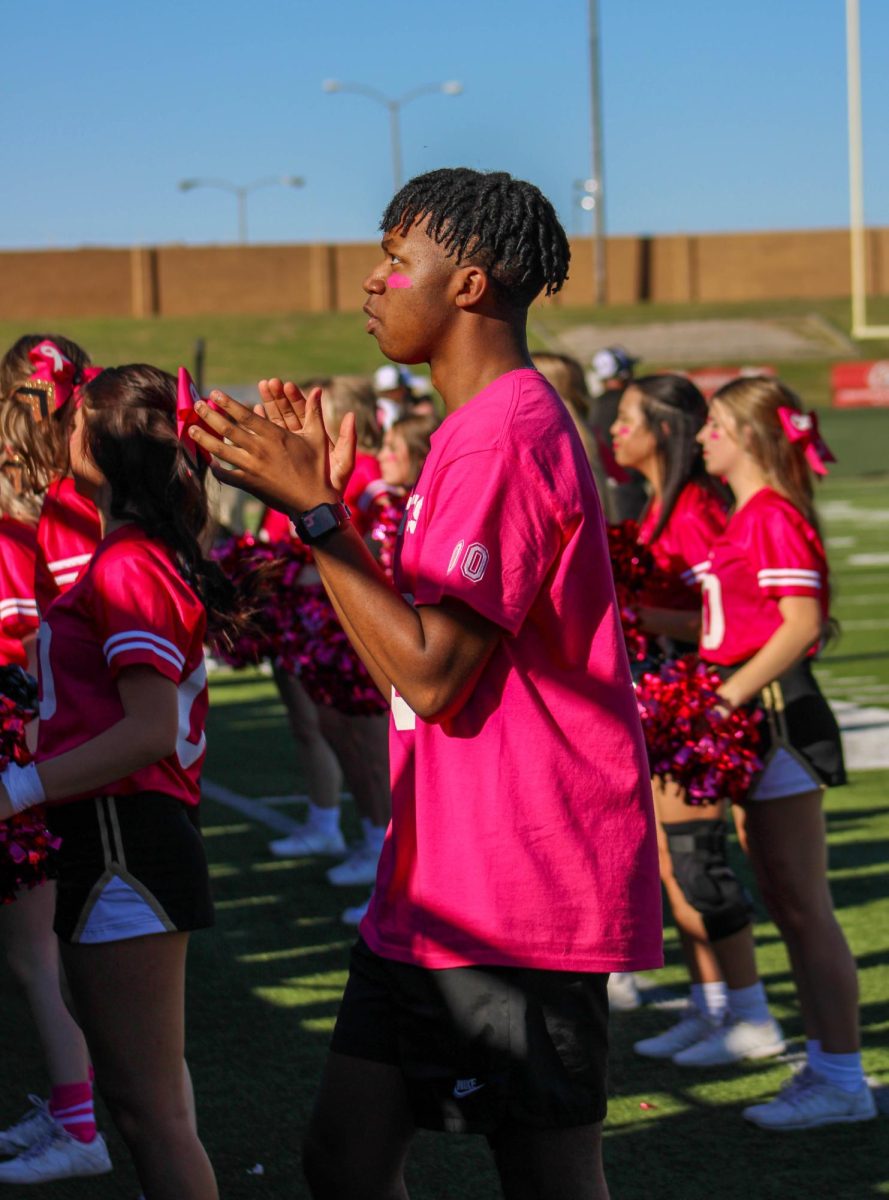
[{"left": 1, "top": 357, "right": 887, "bottom": 1198}]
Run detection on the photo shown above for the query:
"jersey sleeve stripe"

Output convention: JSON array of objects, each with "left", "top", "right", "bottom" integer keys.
[
  {"left": 105, "top": 640, "right": 185, "bottom": 671},
  {"left": 48, "top": 553, "right": 93, "bottom": 573},
  {"left": 757, "top": 568, "right": 821, "bottom": 580},
  {"left": 103, "top": 630, "right": 186, "bottom": 668},
  {"left": 757, "top": 577, "right": 822, "bottom": 589},
  {"left": 0, "top": 599, "right": 39, "bottom": 617}
]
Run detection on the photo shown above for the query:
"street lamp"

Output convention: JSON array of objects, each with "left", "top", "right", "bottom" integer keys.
[
  {"left": 177, "top": 175, "right": 305, "bottom": 244},
  {"left": 322, "top": 79, "right": 463, "bottom": 191},
  {"left": 572, "top": 178, "right": 600, "bottom": 234}
]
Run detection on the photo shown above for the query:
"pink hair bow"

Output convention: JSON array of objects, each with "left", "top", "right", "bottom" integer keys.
[
  {"left": 72, "top": 365, "right": 105, "bottom": 409},
  {"left": 777, "top": 406, "right": 836, "bottom": 477},
  {"left": 25, "top": 340, "right": 78, "bottom": 414},
  {"left": 176, "top": 368, "right": 220, "bottom": 467}
]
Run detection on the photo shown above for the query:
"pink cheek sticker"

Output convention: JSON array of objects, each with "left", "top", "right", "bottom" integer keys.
[{"left": 387, "top": 273, "right": 413, "bottom": 289}]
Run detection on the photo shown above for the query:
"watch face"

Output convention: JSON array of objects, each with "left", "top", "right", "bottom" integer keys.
[
  {"left": 298, "top": 502, "right": 348, "bottom": 543},
  {"left": 302, "top": 507, "right": 337, "bottom": 538}
]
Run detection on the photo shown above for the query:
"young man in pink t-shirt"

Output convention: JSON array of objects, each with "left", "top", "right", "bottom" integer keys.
[{"left": 193, "top": 168, "right": 662, "bottom": 1200}]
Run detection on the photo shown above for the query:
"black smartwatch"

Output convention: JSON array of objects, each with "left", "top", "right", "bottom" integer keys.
[{"left": 294, "top": 500, "right": 351, "bottom": 545}]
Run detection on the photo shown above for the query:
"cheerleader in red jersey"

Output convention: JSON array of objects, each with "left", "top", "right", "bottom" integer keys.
[
  {"left": 0, "top": 364, "right": 242, "bottom": 1198},
  {"left": 0, "top": 335, "right": 102, "bottom": 614},
  {"left": 690, "top": 376, "right": 874, "bottom": 1130},
  {"left": 0, "top": 345, "right": 109, "bottom": 1184},
  {"left": 269, "top": 375, "right": 395, "bottom": 866},
  {"left": 609, "top": 375, "right": 785, "bottom": 1060}
]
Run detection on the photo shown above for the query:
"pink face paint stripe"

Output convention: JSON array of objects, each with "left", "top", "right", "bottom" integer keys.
[{"left": 387, "top": 273, "right": 413, "bottom": 289}]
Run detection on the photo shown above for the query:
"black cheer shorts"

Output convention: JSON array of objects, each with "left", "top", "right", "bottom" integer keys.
[
  {"left": 48, "top": 793, "right": 214, "bottom": 945},
  {"left": 715, "top": 658, "right": 846, "bottom": 799},
  {"left": 330, "top": 938, "right": 610, "bottom": 1135}
]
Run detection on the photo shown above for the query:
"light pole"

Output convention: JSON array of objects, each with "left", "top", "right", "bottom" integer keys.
[
  {"left": 322, "top": 79, "right": 463, "bottom": 191},
  {"left": 588, "top": 0, "right": 607, "bottom": 305},
  {"left": 178, "top": 175, "right": 305, "bottom": 244}
]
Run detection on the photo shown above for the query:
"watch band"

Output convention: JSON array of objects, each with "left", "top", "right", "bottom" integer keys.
[{"left": 295, "top": 500, "right": 351, "bottom": 545}]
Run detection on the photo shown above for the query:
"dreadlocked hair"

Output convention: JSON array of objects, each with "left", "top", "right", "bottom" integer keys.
[
  {"left": 632, "top": 374, "right": 729, "bottom": 541},
  {"left": 380, "top": 168, "right": 570, "bottom": 308},
  {"left": 80, "top": 365, "right": 252, "bottom": 650},
  {"left": 0, "top": 333, "right": 92, "bottom": 484}
]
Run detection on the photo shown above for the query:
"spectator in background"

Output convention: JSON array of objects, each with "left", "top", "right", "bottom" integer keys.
[
  {"left": 531, "top": 352, "right": 610, "bottom": 517},
  {"left": 269, "top": 375, "right": 390, "bottom": 866},
  {"left": 588, "top": 346, "right": 648, "bottom": 522}
]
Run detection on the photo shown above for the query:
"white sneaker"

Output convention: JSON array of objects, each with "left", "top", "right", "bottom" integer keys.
[
  {"left": 672, "top": 1015, "right": 785, "bottom": 1067},
  {"left": 634, "top": 1008, "right": 718, "bottom": 1059},
  {"left": 268, "top": 826, "right": 346, "bottom": 858},
  {"left": 0, "top": 1128, "right": 112, "bottom": 1183},
  {"left": 607, "top": 972, "right": 642, "bottom": 1011},
  {"left": 326, "top": 843, "right": 381, "bottom": 887},
  {"left": 341, "top": 894, "right": 372, "bottom": 926},
  {"left": 0, "top": 1096, "right": 55, "bottom": 1155},
  {"left": 743, "top": 1073, "right": 877, "bottom": 1131}
]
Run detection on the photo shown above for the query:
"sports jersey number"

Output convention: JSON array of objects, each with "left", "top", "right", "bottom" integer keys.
[
  {"left": 37, "top": 623, "right": 57, "bottom": 721},
  {"left": 177, "top": 659, "right": 208, "bottom": 768},
  {"left": 700, "top": 574, "right": 725, "bottom": 652}
]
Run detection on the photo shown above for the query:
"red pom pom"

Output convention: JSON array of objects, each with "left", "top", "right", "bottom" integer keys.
[
  {"left": 634, "top": 655, "right": 763, "bottom": 805},
  {"left": 0, "top": 689, "right": 58, "bottom": 902}
]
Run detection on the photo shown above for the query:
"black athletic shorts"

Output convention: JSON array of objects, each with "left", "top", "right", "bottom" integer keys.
[
  {"left": 48, "top": 793, "right": 214, "bottom": 945},
  {"left": 330, "top": 938, "right": 609, "bottom": 1134},
  {"left": 715, "top": 658, "right": 846, "bottom": 794}
]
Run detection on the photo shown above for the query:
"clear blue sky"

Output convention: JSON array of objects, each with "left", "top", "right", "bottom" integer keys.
[{"left": 3, "top": 0, "right": 886, "bottom": 249}]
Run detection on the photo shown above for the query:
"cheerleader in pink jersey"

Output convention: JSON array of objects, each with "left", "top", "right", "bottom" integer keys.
[
  {"left": 0, "top": 365, "right": 234, "bottom": 1197},
  {"left": 0, "top": 341, "right": 109, "bottom": 1184},
  {"left": 692, "top": 376, "right": 874, "bottom": 1130},
  {"left": 609, "top": 375, "right": 785, "bottom": 1063},
  {"left": 0, "top": 335, "right": 102, "bottom": 613}
]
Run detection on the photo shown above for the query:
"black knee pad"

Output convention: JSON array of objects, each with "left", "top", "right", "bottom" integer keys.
[{"left": 663, "top": 819, "right": 753, "bottom": 942}]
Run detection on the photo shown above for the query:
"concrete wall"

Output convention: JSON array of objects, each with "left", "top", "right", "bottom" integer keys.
[{"left": 0, "top": 227, "right": 886, "bottom": 319}]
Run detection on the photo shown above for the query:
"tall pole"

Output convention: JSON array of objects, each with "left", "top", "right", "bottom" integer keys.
[
  {"left": 237, "top": 188, "right": 248, "bottom": 245},
  {"left": 589, "top": 0, "right": 607, "bottom": 305},
  {"left": 389, "top": 103, "right": 403, "bottom": 192}
]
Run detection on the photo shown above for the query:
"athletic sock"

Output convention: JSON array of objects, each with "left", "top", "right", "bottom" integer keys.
[
  {"left": 811, "top": 1048, "right": 865, "bottom": 1093},
  {"left": 364, "top": 823, "right": 386, "bottom": 854},
  {"left": 691, "top": 981, "right": 728, "bottom": 1022},
  {"left": 306, "top": 802, "right": 341, "bottom": 835},
  {"left": 727, "top": 981, "right": 772, "bottom": 1024},
  {"left": 50, "top": 1081, "right": 96, "bottom": 1143},
  {"left": 805, "top": 1038, "right": 822, "bottom": 1069}
]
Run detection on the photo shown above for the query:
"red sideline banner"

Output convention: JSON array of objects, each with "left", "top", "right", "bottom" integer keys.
[
  {"left": 831, "top": 362, "right": 889, "bottom": 408},
  {"left": 678, "top": 366, "right": 776, "bottom": 401}
]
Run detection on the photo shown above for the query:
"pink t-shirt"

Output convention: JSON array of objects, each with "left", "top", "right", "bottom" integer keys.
[
  {"left": 638, "top": 482, "right": 727, "bottom": 608},
  {"left": 361, "top": 369, "right": 662, "bottom": 972}
]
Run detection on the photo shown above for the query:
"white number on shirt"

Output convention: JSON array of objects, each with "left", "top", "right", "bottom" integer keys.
[
  {"left": 37, "top": 622, "right": 57, "bottom": 721},
  {"left": 177, "top": 658, "right": 208, "bottom": 768},
  {"left": 700, "top": 573, "right": 726, "bottom": 652},
  {"left": 390, "top": 686, "right": 417, "bottom": 732}
]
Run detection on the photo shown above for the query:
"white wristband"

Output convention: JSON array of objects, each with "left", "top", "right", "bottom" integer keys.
[{"left": 2, "top": 762, "right": 47, "bottom": 814}]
